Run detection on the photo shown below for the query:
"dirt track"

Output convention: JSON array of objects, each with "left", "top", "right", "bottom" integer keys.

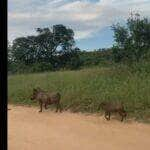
[{"left": 8, "top": 105, "right": 150, "bottom": 150}]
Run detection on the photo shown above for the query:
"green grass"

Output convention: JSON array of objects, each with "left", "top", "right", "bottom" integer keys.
[{"left": 8, "top": 65, "right": 150, "bottom": 122}]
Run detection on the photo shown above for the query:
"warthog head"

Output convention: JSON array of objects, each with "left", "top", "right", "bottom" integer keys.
[
  {"left": 30, "top": 87, "right": 41, "bottom": 100},
  {"left": 98, "top": 102, "right": 107, "bottom": 110},
  {"left": 121, "top": 110, "right": 127, "bottom": 118}
]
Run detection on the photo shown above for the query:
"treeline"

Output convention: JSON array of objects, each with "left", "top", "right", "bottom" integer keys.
[
  {"left": 8, "top": 13, "right": 150, "bottom": 74},
  {"left": 79, "top": 49, "right": 113, "bottom": 67},
  {"left": 8, "top": 24, "right": 81, "bottom": 73}
]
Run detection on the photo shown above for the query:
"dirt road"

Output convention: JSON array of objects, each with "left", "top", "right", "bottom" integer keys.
[{"left": 8, "top": 105, "right": 150, "bottom": 150}]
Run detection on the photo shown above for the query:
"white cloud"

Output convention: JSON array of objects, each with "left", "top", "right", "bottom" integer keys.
[{"left": 8, "top": 0, "right": 150, "bottom": 42}]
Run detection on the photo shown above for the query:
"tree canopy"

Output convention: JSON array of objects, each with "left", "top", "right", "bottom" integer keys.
[
  {"left": 10, "top": 24, "right": 80, "bottom": 72},
  {"left": 112, "top": 13, "right": 150, "bottom": 62}
]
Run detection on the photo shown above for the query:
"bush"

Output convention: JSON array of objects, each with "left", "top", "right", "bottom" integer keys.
[{"left": 8, "top": 62, "right": 54, "bottom": 74}]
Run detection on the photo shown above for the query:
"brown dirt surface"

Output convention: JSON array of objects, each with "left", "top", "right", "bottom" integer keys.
[{"left": 8, "top": 104, "right": 150, "bottom": 150}]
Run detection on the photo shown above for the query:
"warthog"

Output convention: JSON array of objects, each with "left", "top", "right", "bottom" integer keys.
[
  {"left": 31, "top": 87, "right": 62, "bottom": 113},
  {"left": 98, "top": 101, "right": 127, "bottom": 122}
]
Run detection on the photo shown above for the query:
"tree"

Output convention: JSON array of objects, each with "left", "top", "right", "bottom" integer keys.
[
  {"left": 112, "top": 24, "right": 129, "bottom": 49},
  {"left": 12, "top": 36, "right": 37, "bottom": 65},
  {"left": 57, "top": 47, "right": 81, "bottom": 69},
  {"left": 35, "top": 25, "right": 75, "bottom": 66},
  {"left": 35, "top": 28, "right": 56, "bottom": 64},
  {"left": 8, "top": 42, "right": 12, "bottom": 63},
  {"left": 112, "top": 13, "right": 150, "bottom": 62},
  {"left": 10, "top": 24, "right": 80, "bottom": 72}
]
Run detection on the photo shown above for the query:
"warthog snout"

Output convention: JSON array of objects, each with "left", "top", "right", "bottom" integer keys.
[
  {"left": 30, "top": 95, "right": 35, "bottom": 100},
  {"left": 30, "top": 96, "right": 34, "bottom": 100}
]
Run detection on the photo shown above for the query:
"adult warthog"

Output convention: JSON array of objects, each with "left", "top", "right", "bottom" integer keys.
[
  {"left": 31, "top": 87, "right": 62, "bottom": 113},
  {"left": 98, "top": 101, "right": 127, "bottom": 122}
]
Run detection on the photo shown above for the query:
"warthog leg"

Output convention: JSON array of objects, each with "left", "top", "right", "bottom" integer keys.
[
  {"left": 55, "top": 103, "right": 59, "bottom": 112},
  {"left": 58, "top": 103, "right": 62, "bottom": 112},
  {"left": 105, "top": 111, "right": 110, "bottom": 120},
  {"left": 55, "top": 102, "right": 62, "bottom": 113},
  {"left": 44, "top": 103, "right": 48, "bottom": 109},
  {"left": 39, "top": 102, "right": 43, "bottom": 112},
  {"left": 108, "top": 112, "right": 111, "bottom": 120},
  {"left": 119, "top": 111, "right": 125, "bottom": 122}
]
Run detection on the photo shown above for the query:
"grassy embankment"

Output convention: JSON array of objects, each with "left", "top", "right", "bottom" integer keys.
[{"left": 8, "top": 63, "right": 150, "bottom": 122}]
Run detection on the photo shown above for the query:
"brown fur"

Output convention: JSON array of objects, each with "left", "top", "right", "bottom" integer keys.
[
  {"left": 31, "top": 87, "right": 62, "bottom": 113},
  {"left": 98, "top": 101, "right": 127, "bottom": 122}
]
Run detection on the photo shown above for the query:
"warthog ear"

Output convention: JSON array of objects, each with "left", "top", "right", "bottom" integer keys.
[
  {"left": 36, "top": 87, "right": 42, "bottom": 91},
  {"left": 99, "top": 102, "right": 106, "bottom": 107},
  {"left": 98, "top": 102, "right": 103, "bottom": 110},
  {"left": 33, "top": 88, "right": 37, "bottom": 92}
]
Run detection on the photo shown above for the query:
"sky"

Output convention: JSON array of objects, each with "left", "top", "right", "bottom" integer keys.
[{"left": 8, "top": 0, "right": 150, "bottom": 50}]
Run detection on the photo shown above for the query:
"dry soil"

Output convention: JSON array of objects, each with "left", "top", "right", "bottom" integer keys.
[{"left": 8, "top": 105, "right": 150, "bottom": 150}]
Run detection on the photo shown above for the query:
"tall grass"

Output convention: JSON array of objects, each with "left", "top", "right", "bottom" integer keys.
[{"left": 8, "top": 65, "right": 150, "bottom": 122}]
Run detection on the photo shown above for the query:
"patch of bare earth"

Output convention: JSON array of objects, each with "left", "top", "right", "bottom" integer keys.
[{"left": 8, "top": 105, "right": 150, "bottom": 150}]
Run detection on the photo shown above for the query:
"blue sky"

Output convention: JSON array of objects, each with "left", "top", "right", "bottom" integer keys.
[
  {"left": 8, "top": 0, "right": 150, "bottom": 50},
  {"left": 76, "top": 27, "right": 114, "bottom": 50}
]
